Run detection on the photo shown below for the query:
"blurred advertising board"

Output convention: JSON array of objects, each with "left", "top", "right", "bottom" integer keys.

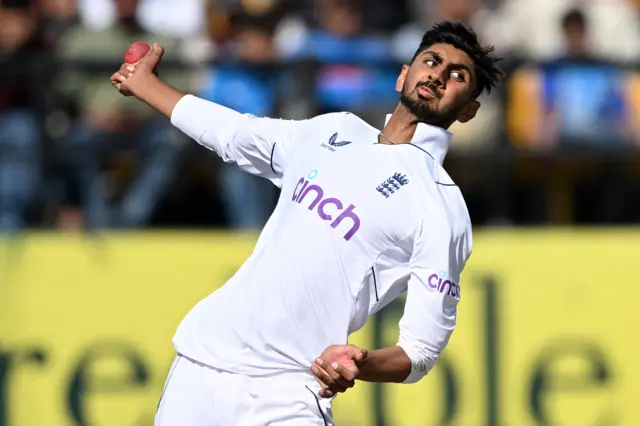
[{"left": 0, "top": 230, "right": 638, "bottom": 426}]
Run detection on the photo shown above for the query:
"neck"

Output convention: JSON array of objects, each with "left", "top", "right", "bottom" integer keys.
[
  {"left": 381, "top": 103, "right": 452, "bottom": 144},
  {"left": 380, "top": 104, "right": 420, "bottom": 144}
]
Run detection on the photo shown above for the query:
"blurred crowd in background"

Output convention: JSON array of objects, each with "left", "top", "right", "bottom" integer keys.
[{"left": 1, "top": 0, "right": 639, "bottom": 232}]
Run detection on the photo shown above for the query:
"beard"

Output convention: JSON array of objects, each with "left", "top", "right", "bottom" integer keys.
[
  {"left": 400, "top": 92, "right": 438, "bottom": 123},
  {"left": 400, "top": 82, "right": 451, "bottom": 126}
]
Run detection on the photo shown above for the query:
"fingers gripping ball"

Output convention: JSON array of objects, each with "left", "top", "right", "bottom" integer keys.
[{"left": 124, "top": 41, "right": 151, "bottom": 64}]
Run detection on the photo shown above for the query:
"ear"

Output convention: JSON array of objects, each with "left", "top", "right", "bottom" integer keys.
[
  {"left": 457, "top": 100, "right": 480, "bottom": 123},
  {"left": 396, "top": 65, "right": 410, "bottom": 93}
]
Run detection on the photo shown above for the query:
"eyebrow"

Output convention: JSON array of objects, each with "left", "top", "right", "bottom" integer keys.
[{"left": 423, "top": 50, "right": 474, "bottom": 78}]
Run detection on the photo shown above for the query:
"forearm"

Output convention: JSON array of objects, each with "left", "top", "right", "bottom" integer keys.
[
  {"left": 357, "top": 346, "right": 412, "bottom": 383},
  {"left": 133, "top": 74, "right": 186, "bottom": 120}
]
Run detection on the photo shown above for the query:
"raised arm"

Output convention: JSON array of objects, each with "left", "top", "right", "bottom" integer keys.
[{"left": 111, "top": 43, "right": 332, "bottom": 186}]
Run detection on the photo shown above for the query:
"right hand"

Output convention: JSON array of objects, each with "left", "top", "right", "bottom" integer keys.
[
  {"left": 111, "top": 42, "right": 164, "bottom": 97},
  {"left": 310, "top": 344, "right": 368, "bottom": 398}
]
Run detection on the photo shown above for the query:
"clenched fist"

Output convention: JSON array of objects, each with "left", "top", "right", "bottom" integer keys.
[
  {"left": 310, "top": 344, "right": 368, "bottom": 398},
  {"left": 111, "top": 42, "right": 164, "bottom": 97}
]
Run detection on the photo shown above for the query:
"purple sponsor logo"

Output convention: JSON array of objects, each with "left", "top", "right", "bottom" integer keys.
[
  {"left": 292, "top": 171, "right": 361, "bottom": 241},
  {"left": 428, "top": 273, "right": 461, "bottom": 298}
]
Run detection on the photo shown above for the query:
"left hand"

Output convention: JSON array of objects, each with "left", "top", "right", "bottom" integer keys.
[{"left": 310, "top": 344, "right": 367, "bottom": 398}]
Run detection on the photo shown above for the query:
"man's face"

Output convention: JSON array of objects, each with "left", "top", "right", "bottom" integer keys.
[
  {"left": 0, "top": 10, "right": 34, "bottom": 52},
  {"left": 564, "top": 23, "right": 588, "bottom": 57},
  {"left": 237, "top": 28, "right": 276, "bottom": 62},
  {"left": 116, "top": 0, "right": 138, "bottom": 19},
  {"left": 396, "top": 43, "right": 480, "bottom": 127},
  {"left": 320, "top": 1, "right": 362, "bottom": 38},
  {"left": 40, "top": 0, "right": 76, "bottom": 18}
]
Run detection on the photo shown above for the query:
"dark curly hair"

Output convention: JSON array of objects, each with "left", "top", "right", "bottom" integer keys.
[{"left": 411, "top": 21, "right": 504, "bottom": 97}]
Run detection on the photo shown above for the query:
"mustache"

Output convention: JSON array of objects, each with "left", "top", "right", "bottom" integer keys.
[{"left": 415, "top": 81, "right": 442, "bottom": 98}]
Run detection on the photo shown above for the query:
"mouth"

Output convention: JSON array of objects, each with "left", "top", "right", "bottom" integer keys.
[{"left": 417, "top": 85, "right": 438, "bottom": 99}]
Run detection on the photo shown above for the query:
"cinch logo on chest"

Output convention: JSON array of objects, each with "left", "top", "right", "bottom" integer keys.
[{"left": 292, "top": 170, "right": 360, "bottom": 241}]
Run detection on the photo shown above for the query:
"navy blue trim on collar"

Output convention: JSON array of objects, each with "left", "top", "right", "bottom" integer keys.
[
  {"left": 406, "top": 143, "right": 435, "bottom": 160},
  {"left": 373, "top": 142, "right": 434, "bottom": 161},
  {"left": 373, "top": 142, "right": 457, "bottom": 187}
]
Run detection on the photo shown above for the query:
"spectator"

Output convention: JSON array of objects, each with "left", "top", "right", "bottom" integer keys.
[
  {"left": 392, "top": 0, "right": 484, "bottom": 62},
  {"left": 199, "top": 12, "right": 281, "bottom": 229},
  {"left": 38, "top": 0, "right": 78, "bottom": 50},
  {"left": 482, "top": 0, "right": 640, "bottom": 62},
  {"left": 0, "top": 5, "right": 41, "bottom": 232},
  {"left": 285, "top": 0, "right": 397, "bottom": 122},
  {"left": 54, "top": 0, "right": 189, "bottom": 229},
  {"left": 539, "top": 9, "right": 634, "bottom": 149}
]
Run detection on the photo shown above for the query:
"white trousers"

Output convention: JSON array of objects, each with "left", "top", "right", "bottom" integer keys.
[{"left": 155, "top": 354, "right": 334, "bottom": 426}]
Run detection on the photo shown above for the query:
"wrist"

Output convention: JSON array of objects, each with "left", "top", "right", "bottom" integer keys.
[
  {"left": 357, "top": 346, "right": 411, "bottom": 383},
  {"left": 132, "top": 73, "right": 161, "bottom": 104},
  {"left": 130, "top": 73, "right": 185, "bottom": 119}
]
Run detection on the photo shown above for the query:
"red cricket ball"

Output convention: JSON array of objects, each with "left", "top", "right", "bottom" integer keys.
[{"left": 123, "top": 41, "right": 151, "bottom": 64}]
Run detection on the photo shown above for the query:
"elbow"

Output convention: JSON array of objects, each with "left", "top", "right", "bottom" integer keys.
[
  {"left": 396, "top": 339, "right": 441, "bottom": 384},
  {"left": 170, "top": 95, "right": 241, "bottom": 158}
]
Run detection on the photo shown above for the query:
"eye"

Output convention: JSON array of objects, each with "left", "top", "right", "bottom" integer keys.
[
  {"left": 425, "top": 59, "right": 436, "bottom": 67},
  {"left": 451, "top": 70, "right": 465, "bottom": 82}
]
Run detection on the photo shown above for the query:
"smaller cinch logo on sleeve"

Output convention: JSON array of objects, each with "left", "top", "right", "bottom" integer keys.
[{"left": 427, "top": 272, "right": 461, "bottom": 299}]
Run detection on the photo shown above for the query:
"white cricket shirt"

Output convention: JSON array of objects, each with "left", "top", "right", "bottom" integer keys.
[{"left": 170, "top": 95, "right": 472, "bottom": 383}]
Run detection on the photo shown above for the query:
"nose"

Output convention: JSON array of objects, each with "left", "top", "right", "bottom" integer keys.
[{"left": 428, "top": 69, "right": 445, "bottom": 88}]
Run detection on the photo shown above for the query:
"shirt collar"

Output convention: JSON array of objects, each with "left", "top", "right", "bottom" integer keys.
[{"left": 384, "top": 114, "right": 452, "bottom": 165}]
